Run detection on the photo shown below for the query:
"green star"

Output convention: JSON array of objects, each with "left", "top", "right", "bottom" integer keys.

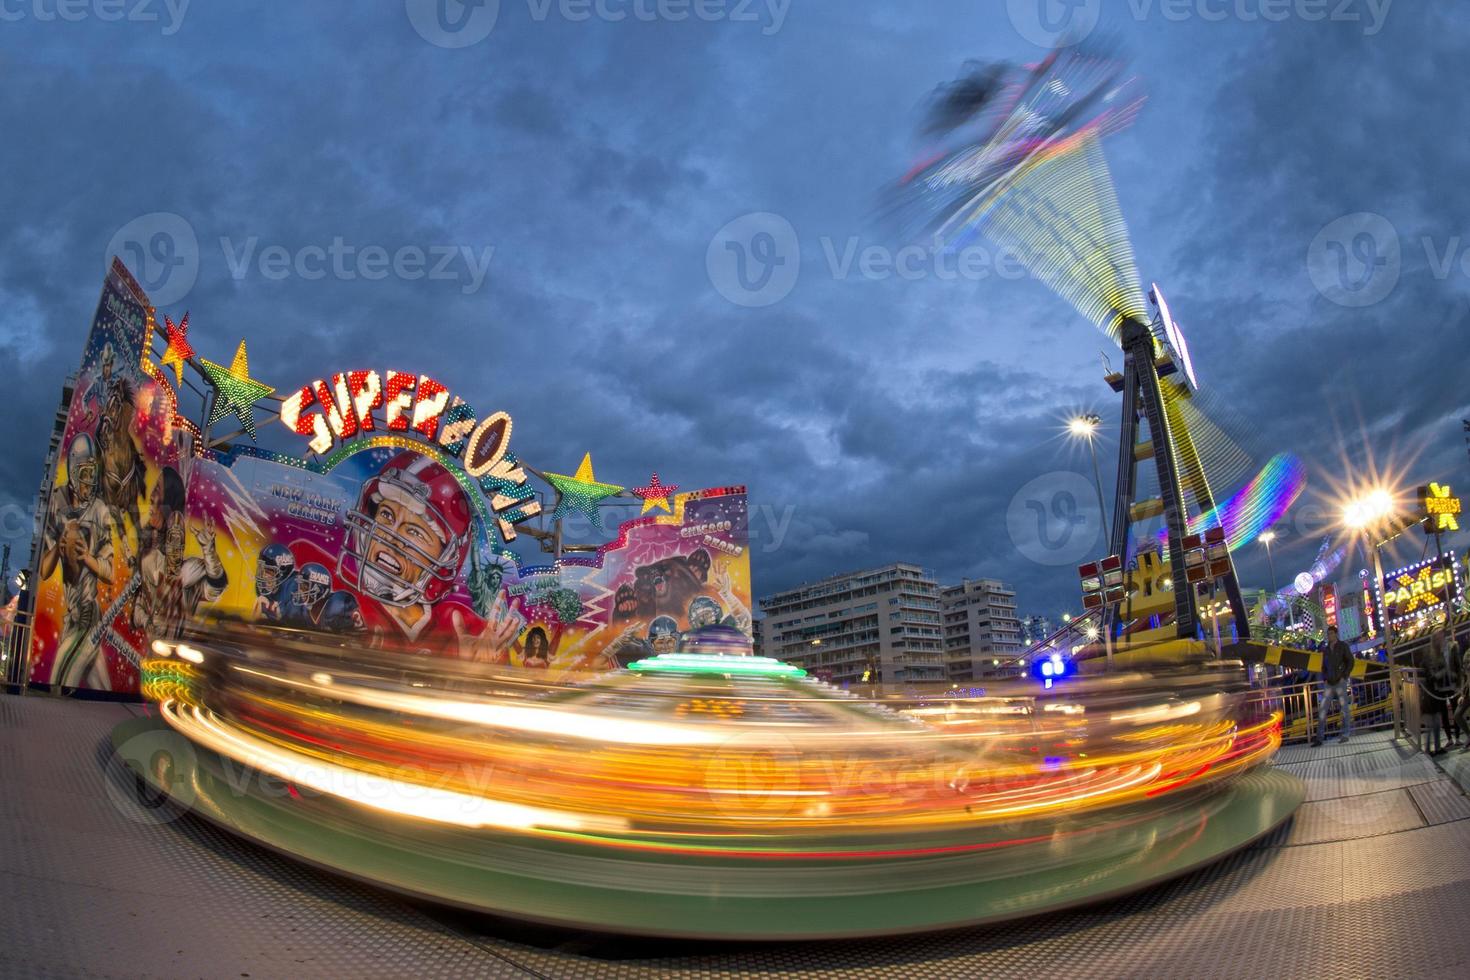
[
  {"left": 200, "top": 340, "right": 275, "bottom": 440},
  {"left": 543, "top": 453, "right": 623, "bottom": 531}
]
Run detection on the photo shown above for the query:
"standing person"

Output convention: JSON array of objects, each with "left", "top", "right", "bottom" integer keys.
[
  {"left": 1418, "top": 630, "right": 1455, "bottom": 756},
  {"left": 1431, "top": 626, "right": 1462, "bottom": 748},
  {"left": 1311, "top": 625, "right": 1354, "bottom": 747},
  {"left": 1456, "top": 634, "right": 1470, "bottom": 754}
]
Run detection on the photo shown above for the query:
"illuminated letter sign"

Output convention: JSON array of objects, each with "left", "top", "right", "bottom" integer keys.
[
  {"left": 1421, "top": 483, "right": 1461, "bottom": 533},
  {"left": 1378, "top": 553, "right": 1463, "bottom": 628},
  {"left": 1321, "top": 584, "right": 1338, "bottom": 628},
  {"left": 384, "top": 370, "right": 416, "bottom": 430},
  {"left": 277, "top": 369, "right": 542, "bottom": 541}
]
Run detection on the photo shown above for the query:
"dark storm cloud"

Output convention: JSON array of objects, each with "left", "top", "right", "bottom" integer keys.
[
  {"left": 1, "top": 2, "right": 1465, "bottom": 616},
  {"left": 1156, "top": 6, "right": 1470, "bottom": 580}
]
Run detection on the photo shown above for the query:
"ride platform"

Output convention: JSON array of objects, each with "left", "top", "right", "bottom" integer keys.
[{"left": 5, "top": 695, "right": 1470, "bottom": 976}]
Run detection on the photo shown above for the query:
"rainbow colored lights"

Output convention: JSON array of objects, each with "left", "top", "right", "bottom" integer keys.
[{"left": 1183, "top": 453, "right": 1306, "bottom": 551}]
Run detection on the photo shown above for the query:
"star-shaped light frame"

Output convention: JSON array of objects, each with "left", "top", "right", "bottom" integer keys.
[
  {"left": 632, "top": 471, "right": 679, "bottom": 515},
  {"left": 200, "top": 340, "right": 275, "bottom": 440},
  {"left": 543, "top": 453, "right": 623, "bottom": 532},
  {"left": 160, "top": 312, "right": 195, "bottom": 385}
]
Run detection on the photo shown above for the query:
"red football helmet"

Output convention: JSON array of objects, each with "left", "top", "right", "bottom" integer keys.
[{"left": 339, "top": 450, "right": 473, "bottom": 607}]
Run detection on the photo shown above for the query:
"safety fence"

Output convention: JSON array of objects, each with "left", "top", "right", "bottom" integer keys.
[
  {"left": 2, "top": 604, "right": 34, "bottom": 690},
  {"left": 1248, "top": 674, "right": 1397, "bottom": 744}
]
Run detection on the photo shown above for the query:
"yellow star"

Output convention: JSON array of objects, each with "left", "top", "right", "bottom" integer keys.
[{"left": 200, "top": 340, "right": 275, "bottom": 440}]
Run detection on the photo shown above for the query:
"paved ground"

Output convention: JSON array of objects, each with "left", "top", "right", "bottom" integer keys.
[{"left": 3, "top": 695, "right": 1470, "bottom": 978}]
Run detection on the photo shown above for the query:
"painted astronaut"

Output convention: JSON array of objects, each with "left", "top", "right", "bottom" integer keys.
[{"left": 38, "top": 434, "right": 115, "bottom": 688}]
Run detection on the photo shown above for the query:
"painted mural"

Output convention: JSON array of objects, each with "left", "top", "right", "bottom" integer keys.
[
  {"left": 29, "top": 260, "right": 181, "bottom": 691},
  {"left": 28, "top": 260, "right": 752, "bottom": 693}
]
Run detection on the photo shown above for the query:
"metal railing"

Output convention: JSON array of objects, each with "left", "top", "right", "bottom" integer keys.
[
  {"left": 1248, "top": 674, "right": 1397, "bottom": 744},
  {"left": 2, "top": 604, "right": 35, "bottom": 690}
]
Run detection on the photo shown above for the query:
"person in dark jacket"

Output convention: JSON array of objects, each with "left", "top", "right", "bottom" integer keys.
[
  {"left": 1452, "top": 640, "right": 1464, "bottom": 758},
  {"left": 1421, "top": 628, "right": 1459, "bottom": 755},
  {"left": 1312, "top": 625, "right": 1354, "bottom": 747}
]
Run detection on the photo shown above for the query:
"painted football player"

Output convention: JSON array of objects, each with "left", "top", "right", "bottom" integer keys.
[
  {"left": 338, "top": 450, "right": 519, "bottom": 659},
  {"left": 687, "top": 564, "right": 752, "bottom": 633},
  {"left": 132, "top": 510, "right": 227, "bottom": 643},
  {"left": 285, "top": 562, "right": 362, "bottom": 634},
  {"left": 38, "top": 433, "right": 115, "bottom": 689},
  {"left": 254, "top": 542, "right": 298, "bottom": 621}
]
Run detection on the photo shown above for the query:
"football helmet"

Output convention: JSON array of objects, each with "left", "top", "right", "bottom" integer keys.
[
  {"left": 340, "top": 450, "right": 473, "bottom": 607},
  {"left": 67, "top": 433, "right": 99, "bottom": 504},
  {"left": 255, "top": 543, "right": 296, "bottom": 597},
  {"left": 295, "top": 562, "right": 332, "bottom": 610},
  {"left": 648, "top": 615, "right": 679, "bottom": 654},
  {"left": 688, "top": 595, "right": 722, "bottom": 629}
]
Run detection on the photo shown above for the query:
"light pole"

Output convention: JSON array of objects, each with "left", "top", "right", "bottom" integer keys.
[
  {"left": 1070, "top": 414, "right": 1116, "bottom": 669},
  {"left": 1259, "top": 531, "right": 1279, "bottom": 594},
  {"left": 1069, "top": 414, "right": 1111, "bottom": 541},
  {"left": 1341, "top": 486, "right": 1405, "bottom": 660},
  {"left": 1259, "top": 530, "right": 1288, "bottom": 630}
]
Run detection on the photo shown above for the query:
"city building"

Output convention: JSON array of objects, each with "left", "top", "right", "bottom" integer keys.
[
  {"left": 1022, "top": 614, "right": 1054, "bottom": 646},
  {"left": 758, "top": 563, "right": 945, "bottom": 684},
  {"left": 751, "top": 616, "right": 765, "bottom": 658},
  {"left": 942, "top": 578, "right": 1025, "bottom": 682},
  {"left": 29, "top": 374, "right": 75, "bottom": 565}
]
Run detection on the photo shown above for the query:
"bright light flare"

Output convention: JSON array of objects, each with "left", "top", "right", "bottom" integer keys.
[
  {"left": 1068, "top": 414, "right": 1101, "bottom": 439},
  {"left": 1342, "top": 487, "right": 1397, "bottom": 530}
]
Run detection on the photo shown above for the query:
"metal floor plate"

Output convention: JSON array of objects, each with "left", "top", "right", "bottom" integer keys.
[{"left": 4, "top": 697, "right": 1470, "bottom": 979}]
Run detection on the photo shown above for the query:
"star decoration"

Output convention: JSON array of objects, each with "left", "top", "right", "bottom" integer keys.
[
  {"left": 543, "top": 453, "right": 624, "bottom": 532},
  {"left": 632, "top": 472, "right": 679, "bottom": 515},
  {"left": 199, "top": 340, "right": 275, "bottom": 440},
  {"left": 160, "top": 312, "right": 195, "bottom": 385}
]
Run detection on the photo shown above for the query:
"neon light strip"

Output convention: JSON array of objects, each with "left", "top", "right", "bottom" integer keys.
[
  {"left": 628, "top": 653, "right": 806, "bottom": 679},
  {"left": 160, "top": 699, "right": 627, "bottom": 833}
]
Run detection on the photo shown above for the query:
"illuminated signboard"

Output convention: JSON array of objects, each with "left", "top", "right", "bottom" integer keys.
[
  {"left": 279, "top": 370, "right": 539, "bottom": 540},
  {"left": 1150, "top": 284, "right": 1199, "bottom": 391},
  {"left": 1376, "top": 552, "right": 1463, "bottom": 629},
  {"left": 1321, "top": 583, "right": 1338, "bottom": 628},
  {"left": 1359, "top": 568, "right": 1377, "bottom": 637},
  {"left": 1420, "top": 482, "right": 1461, "bottom": 534}
]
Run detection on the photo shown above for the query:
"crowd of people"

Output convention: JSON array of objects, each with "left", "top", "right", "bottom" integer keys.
[
  {"left": 1304, "top": 622, "right": 1470, "bottom": 755},
  {"left": 1415, "top": 625, "right": 1470, "bottom": 756}
]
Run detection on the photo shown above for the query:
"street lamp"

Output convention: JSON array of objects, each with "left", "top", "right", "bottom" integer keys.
[
  {"left": 1342, "top": 488, "right": 1396, "bottom": 530},
  {"left": 1259, "top": 530, "right": 1279, "bottom": 589},
  {"left": 1069, "top": 413, "right": 1111, "bottom": 541},
  {"left": 1340, "top": 485, "right": 1408, "bottom": 661},
  {"left": 1259, "top": 530, "right": 1285, "bottom": 627}
]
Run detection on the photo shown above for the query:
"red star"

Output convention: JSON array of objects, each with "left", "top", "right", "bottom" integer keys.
[
  {"left": 161, "top": 312, "right": 195, "bottom": 384},
  {"left": 632, "top": 472, "right": 679, "bottom": 514}
]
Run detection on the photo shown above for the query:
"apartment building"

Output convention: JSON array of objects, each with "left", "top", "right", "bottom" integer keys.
[
  {"left": 758, "top": 563, "right": 945, "bottom": 684},
  {"left": 941, "top": 578, "right": 1025, "bottom": 681}
]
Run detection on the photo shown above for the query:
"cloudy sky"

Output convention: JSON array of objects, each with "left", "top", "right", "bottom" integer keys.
[{"left": 2, "top": 0, "right": 1466, "bottom": 616}]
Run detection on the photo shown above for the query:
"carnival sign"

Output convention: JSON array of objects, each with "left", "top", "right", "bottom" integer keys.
[{"left": 279, "top": 370, "right": 539, "bottom": 540}]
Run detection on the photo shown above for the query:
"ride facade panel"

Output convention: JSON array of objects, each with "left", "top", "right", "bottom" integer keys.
[{"left": 26, "top": 259, "right": 752, "bottom": 694}]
